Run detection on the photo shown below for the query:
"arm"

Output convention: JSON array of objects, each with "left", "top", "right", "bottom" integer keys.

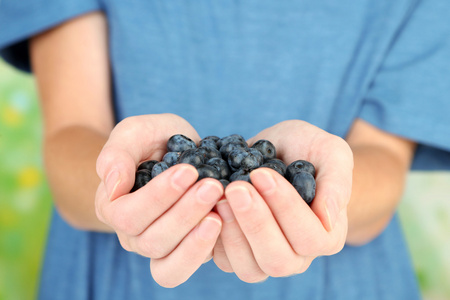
[
  {"left": 30, "top": 12, "right": 114, "bottom": 231},
  {"left": 345, "top": 118, "right": 416, "bottom": 245},
  {"left": 31, "top": 12, "right": 224, "bottom": 287}
]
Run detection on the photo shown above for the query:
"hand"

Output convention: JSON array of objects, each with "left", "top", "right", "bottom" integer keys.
[
  {"left": 95, "top": 113, "right": 224, "bottom": 287},
  {"left": 213, "top": 120, "right": 353, "bottom": 282}
]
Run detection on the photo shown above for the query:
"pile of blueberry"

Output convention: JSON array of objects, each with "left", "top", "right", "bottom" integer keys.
[{"left": 132, "top": 134, "right": 316, "bottom": 205}]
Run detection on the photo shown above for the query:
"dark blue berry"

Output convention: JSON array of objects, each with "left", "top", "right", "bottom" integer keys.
[
  {"left": 196, "top": 164, "right": 221, "bottom": 180},
  {"left": 167, "top": 134, "right": 197, "bottom": 152},
  {"left": 228, "top": 149, "right": 250, "bottom": 172},
  {"left": 219, "top": 179, "right": 230, "bottom": 189},
  {"left": 286, "top": 160, "right": 316, "bottom": 181},
  {"left": 229, "top": 169, "right": 251, "bottom": 183},
  {"left": 197, "top": 146, "right": 221, "bottom": 161},
  {"left": 263, "top": 158, "right": 287, "bottom": 174},
  {"left": 228, "top": 148, "right": 263, "bottom": 171},
  {"left": 177, "top": 148, "right": 204, "bottom": 167},
  {"left": 163, "top": 151, "right": 180, "bottom": 167},
  {"left": 219, "top": 141, "right": 248, "bottom": 160},
  {"left": 260, "top": 161, "right": 286, "bottom": 177},
  {"left": 137, "top": 160, "right": 159, "bottom": 171},
  {"left": 217, "top": 134, "right": 246, "bottom": 149},
  {"left": 251, "top": 139, "right": 276, "bottom": 161},
  {"left": 131, "top": 169, "right": 152, "bottom": 192},
  {"left": 290, "top": 171, "right": 316, "bottom": 205},
  {"left": 199, "top": 138, "right": 219, "bottom": 150},
  {"left": 206, "top": 157, "right": 231, "bottom": 180},
  {"left": 151, "top": 161, "right": 169, "bottom": 178}
]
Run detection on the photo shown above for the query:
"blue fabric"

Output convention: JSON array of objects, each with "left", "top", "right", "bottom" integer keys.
[{"left": 2, "top": 0, "right": 450, "bottom": 299}]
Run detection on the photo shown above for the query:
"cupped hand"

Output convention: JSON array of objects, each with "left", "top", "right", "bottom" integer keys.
[
  {"left": 95, "top": 113, "right": 224, "bottom": 287},
  {"left": 213, "top": 120, "right": 353, "bottom": 282}
]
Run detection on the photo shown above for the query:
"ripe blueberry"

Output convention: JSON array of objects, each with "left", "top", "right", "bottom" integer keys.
[
  {"left": 290, "top": 171, "right": 316, "bottom": 205},
  {"left": 251, "top": 139, "right": 276, "bottom": 161},
  {"left": 131, "top": 169, "right": 152, "bottom": 192},
  {"left": 167, "top": 134, "right": 196, "bottom": 152},
  {"left": 229, "top": 169, "right": 251, "bottom": 183},
  {"left": 286, "top": 160, "right": 316, "bottom": 181},
  {"left": 177, "top": 148, "right": 204, "bottom": 167},
  {"left": 151, "top": 161, "right": 169, "bottom": 178},
  {"left": 137, "top": 160, "right": 159, "bottom": 171},
  {"left": 206, "top": 157, "right": 231, "bottom": 180},
  {"left": 163, "top": 152, "right": 180, "bottom": 167},
  {"left": 196, "top": 164, "right": 221, "bottom": 180}
]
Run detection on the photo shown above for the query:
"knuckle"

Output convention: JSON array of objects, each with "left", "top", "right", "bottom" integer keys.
[
  {"left": 236, "top": 271, "right": 268, "bottom": 284},
  {"left": 135, "top": 234, "right": 168, "bottom": 259},
  {"left": 242, "top": 219, "right": 266, "bottom": 236},
  {"left": 260, "top": 259, "right": 296, "bottom": 278},
  {"left": 293, "top": 234, "right": 328, "bottom": 257},
  {"left": 110, "top": 208, "right": 141, "bottom": 236}
]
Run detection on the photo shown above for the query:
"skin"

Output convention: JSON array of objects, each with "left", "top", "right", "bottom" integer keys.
[{"left": 30, "top": 12, "right": 416, "bottom": 287}]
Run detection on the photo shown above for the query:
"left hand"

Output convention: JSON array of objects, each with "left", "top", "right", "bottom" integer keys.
[{"left": 212, "top": 120, "right": 353, "bottom": 282}]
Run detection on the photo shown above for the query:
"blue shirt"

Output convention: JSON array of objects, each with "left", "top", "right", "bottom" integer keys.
[{"left": 2, "top": 1, "right": 450, "bottom": 299}]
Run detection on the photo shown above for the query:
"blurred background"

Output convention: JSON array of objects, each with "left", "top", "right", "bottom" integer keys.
[{"left": 0, "top": 58, "right": 449, "bottom": 300}]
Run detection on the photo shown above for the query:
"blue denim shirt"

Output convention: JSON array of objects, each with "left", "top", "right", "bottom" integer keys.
[{"left": 2, "top": 0, "right": 450, "bottom": 299}]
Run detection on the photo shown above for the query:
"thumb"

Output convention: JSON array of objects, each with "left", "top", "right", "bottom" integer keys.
[{"left": 96, "top": 145, "right": 136, "bottom": 201}]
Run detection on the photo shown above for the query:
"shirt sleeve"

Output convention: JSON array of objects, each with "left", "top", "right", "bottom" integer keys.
[
  {"left": 0, "top": 0, "right": 102, "bottom": 72},
  {"left": 358, "top": 0, "right": 450, "bottom": 170}
]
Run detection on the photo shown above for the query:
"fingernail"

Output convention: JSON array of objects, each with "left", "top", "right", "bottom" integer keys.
[
  {"left": 252, "top": 169, "right": 276, "bottom": 194},
  {"left": 216, "top": 200, "right": 235, "bottom": 223},
  {"left": 171, "top": 165, "right": 198, "bottom": 191},
  {"left": 197, "top": 217, "right": 222, "bottom": 241},
  {"left": 105, "top": 169, "right": 120, "bottom": 200},
  {"left": 325, "top": 198, "right": 339, "bottom": 231},
  {"left": 226, "top": 186, "right": 252, "bottom": 212},
  {"left": 197, "top": 181, "right": 223, "bottom": 204}
]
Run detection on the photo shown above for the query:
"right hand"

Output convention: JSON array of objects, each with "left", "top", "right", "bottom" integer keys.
[{"left": 95, "top": 113, "right": 224, "bottom": 287}]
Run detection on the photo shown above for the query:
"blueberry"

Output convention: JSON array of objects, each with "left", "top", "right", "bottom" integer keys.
[
  {"left": 137, "top": 160, "right": 159, "bottom": 171},
  {"left": 219, "top": 179, "right": 230, "bottom": 189},
  {"left": 219, "top": 142, "right": 248, "bottom": 161},
  {"left": 244, "top": 148, "right": 264, "bottom": 170},
  {"left": 151, "top": 161, "right": 169, "bottom": 178},
  {"left": 167, "top": 134, "right": 197, "bottom": 152},
  {"left": 217, "top": 134, "right": 246, "bottom": 149},
  {"left": 228, "top": 148, "right": 263, "bottom": 172},
  {"left": 251, "top": 139, "right": 276, "bottom": 161},
  {"left": 197, "top": 146, "right": 221, "bottom": 161},
  {"left": 206, "top": 157, "right": 231, "bottom": 180},
  {"left": 196, "top": 164, "right": 221, "bottom": 180},
  {"left": 177, "top": 148, "right": 204, "bottom": 167},
  {"left": 290, "top": 171, "right": 316, "bottom": 205},
  {"left": 263, "top": 158, "right": 287, "bottom": 175},
  {"left": 131, "top": 169, "right": 152, "bottom": 192},
  {"left": 229, "top": 169, "right": 251, "bottom": 183},
  {"left": 286, "top": 160, "right": 316, "bottom": 181},
  {"left": 163, "top": 151, "right": 180, "bottom": 167},
  {"left": 260, "top": 161, "right": 286, "bottom": 177},
  {"left": 228, "top": 149, "right": 250, "bottom": 172},
  {"left": 199, "top": 138, "right": 219, "bottom": 150}
]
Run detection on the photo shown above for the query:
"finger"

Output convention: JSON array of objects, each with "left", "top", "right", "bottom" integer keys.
[
  {"left": 250, "top": 168, "right": 333, "bottom": 256},
  {"left": 309, "top": 136, "right": 353, "bottom": 232},
  {"left": 212, "top": 237, "right": 233, "bottom": 273},
  {"left": 129, "top": 178, "right": 223, "bottom": 258},
  {"left": 150, "top": 212, "right": 222, "bottom": 288},
  {"left": 96, "top": 114, "right": 200, "bottom": 200},
  {"left": 225, "top": 182, "right": 304, "bottom": 278},
  {"left": 98, "top": 164, "right": 198, "bottom": 236},
  {"left": 215, "top": 199, "right": 268, "bottom": 283}
]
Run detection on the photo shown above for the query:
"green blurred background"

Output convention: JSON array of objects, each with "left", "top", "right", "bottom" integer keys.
[{"left": 0, "top": 58, "right": 449, "bottom": 300}]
